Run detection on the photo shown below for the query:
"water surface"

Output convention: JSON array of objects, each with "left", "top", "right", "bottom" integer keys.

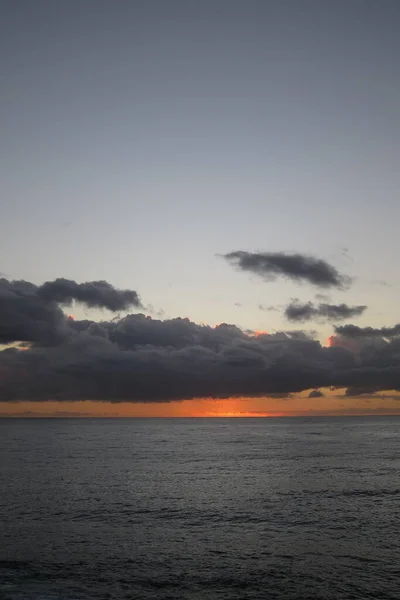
[{"left": 1, "top": 416, "right": 399, "bottom": 599}]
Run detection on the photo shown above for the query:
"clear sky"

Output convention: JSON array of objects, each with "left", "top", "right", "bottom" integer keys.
[{"left": 1, "top": 1, "right": 400, "bottom": 416}]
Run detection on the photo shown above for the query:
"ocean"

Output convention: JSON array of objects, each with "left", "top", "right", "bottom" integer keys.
[{"left": 0, "top": 416, "right": 399, "bottom": 599}]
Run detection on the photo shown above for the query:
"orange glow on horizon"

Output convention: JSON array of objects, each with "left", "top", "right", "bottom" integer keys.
[
  {"left": 2, "top": 390, "right": 400, "bottom": 418},
  {"left": 195, "top": 411, "right": 285, "bottom": 417}
]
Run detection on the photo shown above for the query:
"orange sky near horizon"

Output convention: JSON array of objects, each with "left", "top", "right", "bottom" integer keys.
[{"left": 1, "top": 390, "right": 400, "bottom": 417}]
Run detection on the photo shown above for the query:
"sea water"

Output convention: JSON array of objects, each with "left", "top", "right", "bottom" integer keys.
[{"left": 1, "top": 416, "right": 399, "bottom": 599}]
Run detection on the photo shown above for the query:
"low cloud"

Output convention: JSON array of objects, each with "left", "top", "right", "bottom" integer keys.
[
  {"left": 335, "top": 323, "right": 400, "bottom": 339},
  {"left": 0, "top": 277, "right": 141, "bottom": 345},
  {"left": 308, "top": 389, "right": 324, "bottom": 398},
  {"left": 223, "top": 251, "right": 351, "bottom": 289},
  {"left": 38, "top": 278, "right": 141, "bottom": 311},
  {"left": 1, "top": 277, "right": 400, "bottom": 403},
  {"left": 285, "top": 301, "right": 367, "bottom": 323},
  {"left": 344, "top": 386, "right": 380, "bottom": 397}
]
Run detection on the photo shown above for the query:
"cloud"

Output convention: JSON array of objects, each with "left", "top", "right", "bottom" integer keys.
[
  {"left": 223, "top": 251, "right": 351, "bottom": 289},
  {"left": 285, "top": 301, "right": 367, "bottom": 323},
  {"left": 314, "top": 293, "right": 331, "bottom": 302},
  {"left": 344, "top": 386, "right": 379, "bottom": 397},
  {"left": 258, "top": 304, "right": 279, "bottom": 312},
  {"left": 327, "top": 334, "right": 373, "bottom": 357},
  {"left": 340, "top": 247, "right": 354, "bottom": 262},
  {"left": 0, "top": 324, "right": 321, "bottom": 402},
  {"left": 335, "top": 323, "right": 400, "bottom": 339},
  {"left": 145, "top": 304, "right": 166, "bottom": 318},
  {"left": 38, "top": 278, "right": 141, "bottom": 311},
  {"left": 0, "top": 277, "right": 141, "bottom": 345},
  {"left": 308, "top": 389, "right": 324, "bottom": 398},
  {"left": 1, "top": 276, "right": 400, "bottom": 403}
]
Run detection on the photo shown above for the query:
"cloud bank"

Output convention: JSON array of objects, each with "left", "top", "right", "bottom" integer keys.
[
  {"left": 0, "top": 277, "right": 141, "bottom": 345},
  {"left": 335, "top": 324, "right": 400, "bottom": 339},
  {"left": 1, "top": 277, "right": 400, "bottom": 402},
  {"left": 224, "top": 251, "right": 351, "bottom": 289},
  {"left": 285, "top": 301, "right": 367, "bottom": 322}
]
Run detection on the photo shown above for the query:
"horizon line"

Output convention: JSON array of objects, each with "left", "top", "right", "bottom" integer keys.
[{"left": 2, "top": 413, "right": 400, "bottom": 419}]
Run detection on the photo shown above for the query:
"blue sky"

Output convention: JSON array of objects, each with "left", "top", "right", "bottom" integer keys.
[{"left": 1, "top": 0, "right": 399, "bottom": 340}]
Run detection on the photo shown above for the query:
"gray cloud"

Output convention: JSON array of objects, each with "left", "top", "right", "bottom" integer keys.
[
  {"left": 38, "top": 278, "right": 141, "bottom": 311},
  {"left": 0, "top": 325, "right": 325, "bottom": 402},
  {"left": 0, "top": 277, "right": 141, "bottom": 345},
  {"left": 344, "top": 386, "right": 380, "bottom": 397},
  {"left": 145, "top": 304, "right": 166, "bottom": 319},
  {"left": 335, "top": 324, "right": 400, "bottom": 339},
  {"left": 285, "top": 301, "right": 367, "bottom": 323},
  {"left": 258, "top": 304, "right": 279, "bottom": 312},
  {"left": 340, "top": 247, "right": 354, "bottom": 262},
  {"left": 1, "top": 277, "right": 400, "bottom": 402},
  {"left": 314, "top": 293, "right": 331, "bottom": 302},
  {"left": 1, "top": 320, "right": 399, "bottom": 402},
  {"left": 308, "top": 389, "right": 324, "bottom": 398},
  {"left": 223, "top": 251, "right": 351, "bottom": 289}
]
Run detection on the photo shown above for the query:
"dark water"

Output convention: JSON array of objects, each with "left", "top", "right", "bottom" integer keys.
[{"left": 1, "top": 417, "right": 400, "bottom": 600}]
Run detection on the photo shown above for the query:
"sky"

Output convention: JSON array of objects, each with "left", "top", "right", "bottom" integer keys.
[{"left": 1, "top": 0, "right": 400, "bottom": 416}]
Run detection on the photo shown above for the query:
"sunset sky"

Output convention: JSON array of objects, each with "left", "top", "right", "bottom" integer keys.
[{"left": 1, "top": 1, "right": 400, "bottom": 417}]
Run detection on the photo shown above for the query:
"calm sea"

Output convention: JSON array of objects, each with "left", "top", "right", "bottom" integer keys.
[{"left": 1, "top": 417, "right": 399, "bottom": 599}]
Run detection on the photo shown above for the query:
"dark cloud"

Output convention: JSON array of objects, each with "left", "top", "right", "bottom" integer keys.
[
  {"left": 327, "top": 334, "right": 361, "bottom": 354},
  {"left": 223, "top": 251, "right": 351, "bottom": 289},
  {"left": 344, "top": 386, "right": 380, "bottom": 397},
  {"left": 38, "top": 278, "right": 141, "bottom": 311},
  {"left": 0, "top": 277, "right": 141, "bottom": 345},
  {"left": 2, "top": 277, "right": 400, "bottom": 402},
  {"left": 335, "top": 324, "right": 400, "bottom": 339},
  {"left": 0, "top": 324, "right": 323, "bottom": 402},
  {"left": 285, "top": 301, "right": 367, "bottom": 323},
  {"left": 0, "top": 278, "right": 68, "bottom": 345},
  {"left": 308, "top": 389, "right": 324, "bottom": 398}
]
